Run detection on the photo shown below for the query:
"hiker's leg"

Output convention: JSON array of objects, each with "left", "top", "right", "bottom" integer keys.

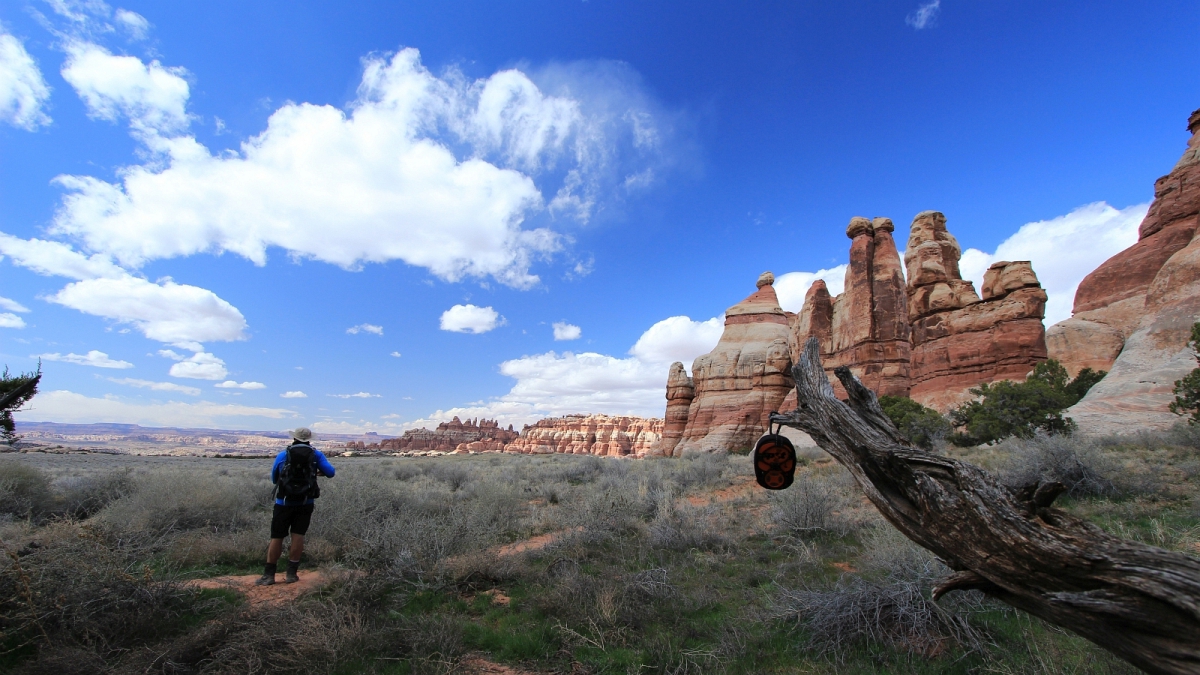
[
  {"left": 288, "top": 533, "right": 305, "bottom": 561},
  {"left": 267, "top": 537, "right": 284, "bottom": 564}
]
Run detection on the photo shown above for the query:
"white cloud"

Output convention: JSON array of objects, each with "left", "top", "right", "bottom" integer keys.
[
  {"left": 44, "top": 45, "right": 675, "bottom": 289},
  {"left": 0, "top": 296, "right": 30, "bottom": 313},
  {"left": 959, "top": 202, "right": 1146, "bottom": 325},
  {"left": 38, "top": 349, "right": 133, "bottom": 368},
  {"left": 629, "top": 315, "right": 723, "bottom": 366},
  {"left": 328, "top": 392, "right": 381, "bottom": 399},
  {"left": 52, "top": 276, "right": 248, "bottom": 343},
  {"left": 215, "top": 380, "right": 266, "bottom": 390},
  {"left": 0, "top": 233, "right": 248, "bottom": 343},
  {"left": 440, "top": 304, "right": 504, "bottom": 334},
  {"left": 60, "top": 40, "right": 190, "bottom": 139},
  {"left": 162, "top": 350, "right": 228, "bottom": 380},
  {"left": 346, "top": 323, "right": 383, "bottom": 335},
  {"left": 774, "top": 265, "right": 848, "bottom": 313},
  {"left": 281, "top": 391, "right": 307, "bottom": 398},
  {"left": 552, "top": 321, "right": 581, "bottom": 340},
  {"left": 108, "top": 377, "right": 200, "bottom": 395},
  {"left": 0, "top": 313, "right": 26, "bottom": 328},
  {"left": 15, "top": 390, "right": 296, "bottom": 428},
  {"left": 0, "top": 32, "right": 51, "bottom": 130},
  {"left": 113, "top": 9, "right": 150, "bottom": 40},
  {"left": 906, "top": 0, "right": 941, "bottom": 29},
  {"left": 390, "top": 351, "right": 402, "bottom": 358}
]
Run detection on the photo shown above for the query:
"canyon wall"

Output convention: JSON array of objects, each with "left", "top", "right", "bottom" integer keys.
[
  {"left": 363, "top": 417, "right": 519, "bottom": 453},
  {"left": 1059, "top": 108, "right": 1200, "bottom": 432}
]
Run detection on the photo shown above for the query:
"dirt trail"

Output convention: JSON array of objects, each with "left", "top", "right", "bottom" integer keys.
[
  {"left": 458, "top": 654, "right": 545, "bottom": 674},
  {"left": 687, "top": 475, "right": 758, "bottom": 506},
  {"left": 187, "top": 569, "right": 337, "bottom": 606}
]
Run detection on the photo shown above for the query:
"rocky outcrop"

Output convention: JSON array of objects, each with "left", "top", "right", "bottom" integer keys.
[
  {"left": 906, "top": 211, "right": 1049, "bottom": 410},
  {"left": 672, "top": 272, "right": 794, "bottom": 454},
  {"left": 792, "top": 217, "right": 912, "bottom": 398},
  {"left": 658, "top": 362, "right": 695, "bottom": 457},
  {"left": 1064, "top": 109, "right": 1200, "bottom": 432},
  {"left": 1049, "top": 108, "right": 1200, "bottom": 381},
  {"left": 371, "top": 417, "right": 518, "bottom": 453},
  {"left": 502, "top": 414, "right": 663, "bottom": 457}
]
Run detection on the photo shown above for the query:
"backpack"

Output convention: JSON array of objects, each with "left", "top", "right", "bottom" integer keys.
[{"left": 275, "top": 443, "right": 320, "bottom": 501}]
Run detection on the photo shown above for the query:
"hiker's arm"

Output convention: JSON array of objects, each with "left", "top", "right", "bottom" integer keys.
[
  {"left": 314, "top": 450, "right": 336, "bottom": 478},
  {"left": 271, "top": 452, "right": 284, "bottom": 483}
]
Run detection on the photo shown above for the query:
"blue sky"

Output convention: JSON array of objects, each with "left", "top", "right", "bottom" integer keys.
[{"left": 1, "top": 0, "right": 1197, "bottom": 433}]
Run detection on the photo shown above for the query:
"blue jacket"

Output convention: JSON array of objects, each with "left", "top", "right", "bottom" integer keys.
[{"left": 271, "top": 443, "right": 336, "bottom": 505}]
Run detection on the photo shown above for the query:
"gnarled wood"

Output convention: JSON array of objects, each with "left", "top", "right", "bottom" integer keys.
[{"left": 770, "top": 337, "right": 1200, "bottom": 675}]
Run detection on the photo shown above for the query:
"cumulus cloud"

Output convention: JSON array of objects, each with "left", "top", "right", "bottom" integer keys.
[
  {"left": 773, "top": 265, "right": 848, "bottom": 313},
  {"left": 440, "top": 304, "right": 504, "bottom": 334},
  {"left": 906, "top": 0, "right": 941, "bottom": 29},
  {"left": 346, "top": 323, "right": 383, "bottom": 335},
  {"left": 390, "top": 351, "right": 402, "bottom": 358},
  {"left": 0, "top": 234, "right": 248, "bottom": 343},
  {"left": 0, "top": 296, "right": 30, "bottom": 313},
  {"left": 629, "top": 315, "right": 723, "bottom": 365},
  {"left": 44, "top": 47, "right": 672, "bottom": 289},
  {"left": 328, "top": 392, "right": 380, "bottom": 399},
  {"left": 160, "top": 349, "right": 228, "bottom": 380},
  {"left": 959, "top": 202, "right": 1146, "bottom": 325},
  {"left": 60, "top": 40, "right": 189, "bottom": 139},
  {"left": 552, "top": 321, "right": 581, "bottom": 340},
  {"left": 215, "top": 380, "right": 266, "bottom": 390},
  {"left": 14, "top": 389, "right": 296, "bottom": 428},
  {"left": 280, "top": 391, "right": 307, "bottom": 398},
  {"left": 108, "top": 377, "right": 200, "bottom": 395},
  {"left": 38, "top": 349, "right": 133, "bottom": 368},
  {"left": 0, "top": 31, "right": 52, "bottom": 130},
  {"left": 0, "top": 313, "right": 26, "bottom": 328}
]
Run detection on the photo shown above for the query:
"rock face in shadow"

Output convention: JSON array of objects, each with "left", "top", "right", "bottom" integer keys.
[
  {"left": 905, "top": 213, "right": 1049, "bottom": 410},
  {"left": 672, "top": 272, "right": 794, "bottom": 454},
  {"left": 656, "top": 362, "right": 695, "bottom": 457},
  {"left": 792, "top": 217, "right": 913, "bottom": 399},
  {"left": 502, "top": 414, "right": 663, "bottom": 457},
  {"left": 1064, "top": 109, "right": 1200, "bottom": 432}
]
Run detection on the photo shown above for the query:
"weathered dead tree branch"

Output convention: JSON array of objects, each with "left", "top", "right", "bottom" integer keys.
[{"left": 770, "top": 337, "right": 1200, "bottom": 675}]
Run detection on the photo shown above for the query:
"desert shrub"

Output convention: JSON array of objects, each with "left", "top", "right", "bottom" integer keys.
[
  {"left": 0, "top": 461, "right": 53, "bottom": 521},
  {"left": 647, "top": 500, "right": 733, "bottom": 552},
  {"left": 768, "top": 471, "right": 856, "bottom": 539},
  {"left": 1169, "top": 321, "right": 1200, "bottom": 425},
  {"left": 426, "top": 463, "right": 472, "bottom": 491},
  {"left": 95, "top": 470, "right": 269, "bottom": 537},
  {"left": 52, "top": 470, "right": 134, "bottom": 520},
  {"left": 998, "top": 434, "right": 1119, "bottom": 498},
  {"left": 671, "top": 451, "right": 731, "bottom": 490},
  {"left": 949, "top": 360, "right": 1107, "bottom": 446},
  {"left": 776, "top": 524, "right": 984, "bottom": 661},
  {"left": 879, "top": 396, "right": 952, "bottom": 451}
]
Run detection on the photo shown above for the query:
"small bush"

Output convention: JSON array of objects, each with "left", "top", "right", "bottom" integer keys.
[
  {"left": 53, "top": 470, "right": 134, "bottom": 519},
  {"left": 0, "top": 460, "right": 53, "bottom": 520},
  {"left": 769, "top": 472, "right": 856, "bottom": 539},
  {"left": 998, "top": 434, "right": 1118, "bottom": 498},
  {"left": 95, "top": 470, "right": 269, "bottom": 537},
  {"left": 879, "top": 396, "right": 952, "bottom": 450},
  {"left": 647, "top": 501, "right": 733, "bottom": 552},
  {"left": 1169, "top": 321, "right": 1200, "bottom": 425}
]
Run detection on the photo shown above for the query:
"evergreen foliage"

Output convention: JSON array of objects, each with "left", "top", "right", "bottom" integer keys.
[
  {"left": 878, "top": 395, "right": 952, "bottom": 451},
  {"left": 1169, "top": 322, "right": 1200, "bottom": 425},
  {"left": 948, "top": 359, "right": 1106, "bottom": 446},
  {"left": 0, "top": 364, "right": 41, "bottom": 445}
]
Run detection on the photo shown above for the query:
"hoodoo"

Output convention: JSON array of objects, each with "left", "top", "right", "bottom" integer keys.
[
  {"left": 1058, "top": 108, "right": 1200, "bottom": 432},
  {"left": 502, "top": 414, "right": 663, "bottom": 457},
  {"left": 671, "top": 272, "right": 794, "bottom": 454}
]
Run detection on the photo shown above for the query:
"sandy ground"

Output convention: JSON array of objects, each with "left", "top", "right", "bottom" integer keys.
[{"left": 187, "top": 569, "right": 336, "bottom": 605}]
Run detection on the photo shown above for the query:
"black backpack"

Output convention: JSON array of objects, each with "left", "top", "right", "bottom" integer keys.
[{"left": 275, "top": 443, "right": 320, "bottom": 502}]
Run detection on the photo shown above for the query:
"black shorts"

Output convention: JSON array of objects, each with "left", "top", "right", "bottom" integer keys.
[{"left": 270, "top": 503, "right": 315, "bottom": 539}]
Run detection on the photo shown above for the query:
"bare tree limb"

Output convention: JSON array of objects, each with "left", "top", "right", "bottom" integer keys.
[{"left": 770, "top": 337, "right": 1200, "bottom": 675}]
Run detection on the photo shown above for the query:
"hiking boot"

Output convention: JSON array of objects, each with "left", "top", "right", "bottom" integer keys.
[
  {"left": 285, "top": 560, "right": 300, "bottom": 583},
  {"left": 255, "top": 563, "right": 277, "bottom": 586}
]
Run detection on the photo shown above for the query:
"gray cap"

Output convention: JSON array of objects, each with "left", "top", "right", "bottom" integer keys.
[{"left": 291, "top": 427, "right": 312, "bottom": 442}]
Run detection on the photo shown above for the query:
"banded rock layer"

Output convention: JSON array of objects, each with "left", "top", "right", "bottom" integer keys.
[{"left": 503, "top": 414, "right": 663, "bottom": 457}]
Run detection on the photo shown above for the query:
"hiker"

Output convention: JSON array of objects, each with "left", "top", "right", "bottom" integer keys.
[{"left": 257, "top": 427, "right": 336, "bottom": 586}]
